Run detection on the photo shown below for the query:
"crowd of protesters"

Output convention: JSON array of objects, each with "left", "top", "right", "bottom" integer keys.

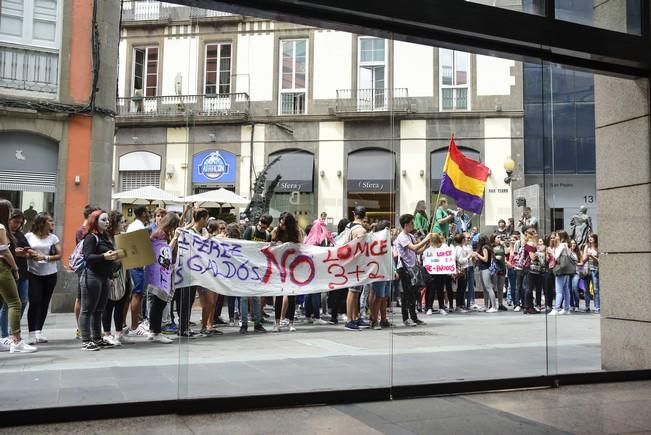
[{"left": 0, "top": 196, "right": 600, "bottom": 353}]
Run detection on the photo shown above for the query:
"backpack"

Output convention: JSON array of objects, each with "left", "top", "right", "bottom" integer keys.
[
  {"left": 335, "top": 222, "right": 360, "bottom": 246},
  {"left": 69, "top": 234, "right": 98, "bottom": 275}
]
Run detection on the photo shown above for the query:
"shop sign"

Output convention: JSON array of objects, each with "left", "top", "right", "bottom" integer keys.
[
  {"left": 347, "top": 179, "right": 392, "bottom": 193},
  {"left": 192, "top": 150, "right": 237, "bottom": 184}
]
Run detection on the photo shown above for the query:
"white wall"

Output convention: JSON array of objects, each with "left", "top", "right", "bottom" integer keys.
[
  {"left": 317, "top": 122, "right": 345, "bottom": 220},
  {"left": 399, "top": 120, "right": 427, "bottom": 215},
  {"left": 483, "top": 118, "right": 513, "bottom": 225},
  {"left": 118, "top": 38, "right": 127, "bottom": 98},
  {"left": 165, "top": 128, "right": 190, "bottom": 197},
  {"left": 313, "top": 31, "right": 352, "bottom": 100},
  {"left": 162, "top": 32, "right": 198, "bottom": 96},
  {"left": 393, "top": 41, "right": 434, "bottom": 97},
  {"left": 476, "top": 55, "right": 516, "bottom": 96},
  {"left": 236, "top": 29, "right": 274, "bottom": 101}
]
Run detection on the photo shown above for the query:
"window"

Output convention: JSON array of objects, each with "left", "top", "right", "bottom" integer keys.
[
  {"left": 439, "top": 49, "right": 470, "bottom": 111},
  {"left": 204, "top": 43, "right": 231, "bottom": 95},
  {"left": 358, "top": 37, "right": 386, "bottom": 110},
  {"left": 132, "top": 46, "right": 158, "bottom": 97},
  {"left": 279, "top": 39, "right": 307, "bottom": 115},
  {"left": 0, "top": 0, "right": 60, "bottom": 48}
]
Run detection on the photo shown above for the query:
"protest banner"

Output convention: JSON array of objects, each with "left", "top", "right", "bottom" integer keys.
[
  {"left": 423, "top": 246, "right": 457, "bottom": 275},
  {"left": 145, "top": 239, "right": 174, "bottom": 300},
  {"left": 174, "top": 228, "right": 392, "bottom": 296},
  {"left": 115, "top": 229, "right": 156, "bottom": 269}
]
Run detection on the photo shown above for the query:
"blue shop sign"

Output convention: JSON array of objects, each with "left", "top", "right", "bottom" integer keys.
[{"left": 192, "top": 150, "right": 237, "bottom": 184}]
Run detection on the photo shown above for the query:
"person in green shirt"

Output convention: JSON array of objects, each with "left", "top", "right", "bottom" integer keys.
[
  {"left": 432, "top": 197, "right": 455, "bottom": 238},
  {"left": 412, "top": 200, "right": 429, "bottom": 240}
]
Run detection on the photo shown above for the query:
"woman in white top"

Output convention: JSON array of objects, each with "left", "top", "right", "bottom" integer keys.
[
  {"left": 25, "top": 213, "right": 61, "bottom": 343},
  {"left": 453, "top": 233, "right": 470, "bottom": 312},
  {"left": 550, "top": 230, "right": 572, "bottom": 315}
]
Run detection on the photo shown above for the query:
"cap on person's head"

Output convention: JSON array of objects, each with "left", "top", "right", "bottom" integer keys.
[{"left": 353, "top": 206, "right": 366, "bottom": 218}]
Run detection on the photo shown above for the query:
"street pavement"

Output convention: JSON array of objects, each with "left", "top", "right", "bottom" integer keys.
[{"left": 0, "top": 306, "right": 601, "bottom": 411}]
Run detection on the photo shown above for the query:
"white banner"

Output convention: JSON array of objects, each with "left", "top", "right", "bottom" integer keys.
[
  {"left": 423, "top": 246, "right": 457, "bottom": 275},
  {"left": 174, "top": 229, "right": 393, "bottom": 296}
]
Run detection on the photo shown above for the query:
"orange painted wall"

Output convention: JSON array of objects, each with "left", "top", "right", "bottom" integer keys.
[{"left": 62, "top": 0, "right": 94, "bottom": 262}]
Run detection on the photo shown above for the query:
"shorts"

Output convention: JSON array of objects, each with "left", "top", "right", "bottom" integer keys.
[
  {"left": 371, "top": 281, "right": 391, "bottom": 299},
  {"left": 130, "top": 268, "right": 145, "bottom": 295},
  {"left": 349, "top": 286, "right": 363, "bottom": 294}
]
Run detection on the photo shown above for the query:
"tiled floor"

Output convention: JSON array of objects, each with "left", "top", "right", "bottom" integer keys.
[{"left": 1, "top": 381, "right": 650, "bottom": 434}]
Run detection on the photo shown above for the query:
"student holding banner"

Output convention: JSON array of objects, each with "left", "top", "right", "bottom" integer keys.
[{"left": 271, "top": 212, "right": 303, "bottom": 332}]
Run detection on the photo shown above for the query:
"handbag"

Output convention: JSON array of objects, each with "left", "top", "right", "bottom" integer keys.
[
  {"left": 553, "top": 248, "right": 576, "bottom": 276},
  {"left": 108, "top": 266, "right": 127, "bottom": 301},
  {"left": 400, "top": 256, "right": 425, "bottom": 288}
]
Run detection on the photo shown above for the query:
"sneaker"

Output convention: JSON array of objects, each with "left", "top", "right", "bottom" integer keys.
[
  {"left": 344, "top": 321, "right": 360, "bottom": 331},
  {"left": 148, "top": 333, "right": 173, "bottom": 344},
  {"left": 289, "top": 325, "right": 297, "bottom": 332},
  {"left": 548, "top": 309, "right": 559, "bottom": 316},
  {"left": 25, "top": 332, "right": 36, "bottom": 345},
  {"left": 280, "top": 318, "right": 290, "bottom": 327},
  {"left": 254, "top": 324, "right": 267, "bottom": 333},
  {"left": 440, "top": 309, "right": 448, "bottom": 316},
  {"left": 228, "top": 320, "right": 235, "bottom": 327},
  {"left": 75, "top": 329, "right": 81, "bottom": 340},
  {"left": 356, "top": 319, "right": 371, "bottom": 329},
  {"left": 127, "top": 325, "right": 148, "bottom": 337},
  {"left": 414, "top": 319, "right": 425, "bottom": 325},
  {"left": 81, "top": 341, "right": 100, "bottom": 351},
  {"left": 486, "top": 308, "right": 498, "bottom": 313},
  {"left": 103, "top": 335, "right": 121, "bottom": 347},
  {"left": 213, "top": 317, "right": 227, "bottom": 325},
  {"left": 272, "top": 324, "right": 280, "bottom": 333},
  {"left": 34, "top": 331, "right": 48, "bottom": 343},
  {"left": 559, "top": 309, "right": 569, "bottom": 315},
  {"left": 498, "top": 305, "right": 508, "bottom": 312},
  {"left": 585, "top": 308, "right": 591, "bottom": 313},
  {"left": 372, "top": 322, "right": 382, "bottom": 330},
  {"left": 306, "top": 318, "right": 314, "bottom": 324},
  {"left": 239, "top": 326, "right": 248, "bottom": 334},
  {"left": 403, "top": 319, "right": 417, "bottom": 327},
  {"left": 10, "top": 339, "right": 38, "bottom": 353},
  {"left": 426, "top": 309, "right": 433, "bottom": 316},
  {"left": 455, "top": 307, "right": 469, "bottom": 313},
  {"left": 161, "top": 323, "right": 178, "bottom": 334},
  {"left": 95, "top": 339, "right": 114, "bottom": 349},
  {"left": 470, "top": 304, "right": 481, "bottom": 311},
  {"left": 328, "top": 318, "right": 338, "bottom": 325},
  {"left": 514, "top": 306, "right": 522, "bottom": 312},
  {"left": 118, "top": 334, "right": 135, "bottom": 344},
  {"left": 380, "top": 320, "right": 392, "bottom": 328},
  {"left": 594, "top": 309, "right": 600, "bottom": 314},
  {"left": 313, "top": 318, "right": 329, "bottom": 325},
  {"left": 0, "top": 340, "right": 9, "bottom": 352}
]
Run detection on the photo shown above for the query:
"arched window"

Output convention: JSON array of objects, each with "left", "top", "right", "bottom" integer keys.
[{"left": 118, "top": 151, "right": 161, "bottom": 191}]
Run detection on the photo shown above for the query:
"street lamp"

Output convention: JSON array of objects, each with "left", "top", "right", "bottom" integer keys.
[{"left": 504, "top": 158, "right": 516, "bottom": 184}]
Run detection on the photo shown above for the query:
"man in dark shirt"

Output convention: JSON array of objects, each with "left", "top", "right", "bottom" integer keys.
[
  {"left": 73, "top": 205, "right": 98, "bottom": 338},
  {"left": 239, "top": 214, "right": 273, "bottom": 333}
]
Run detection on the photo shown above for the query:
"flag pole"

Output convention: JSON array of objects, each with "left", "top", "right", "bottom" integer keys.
[{"left": 429, "top": 135, "right": 453, "bottom": 233}]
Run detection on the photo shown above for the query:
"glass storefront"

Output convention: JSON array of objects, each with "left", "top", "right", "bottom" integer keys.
[{"left": 1, "top": 0, "right": 649, "bottom": 419}]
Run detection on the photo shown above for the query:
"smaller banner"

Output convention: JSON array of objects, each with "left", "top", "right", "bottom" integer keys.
[
  {"left": 174, "top": 228, "right": 393, "bottom": 296},
  {"left": 145, "top": 239, "right": 174, "bottom": 300},
  {"left": 423, "top": 246, "right": 457, "bottom": 275}
]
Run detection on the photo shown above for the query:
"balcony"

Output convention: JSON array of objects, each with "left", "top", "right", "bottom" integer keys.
[
  {"left": 116, "top": 93, "right": 250, "bottom": 121},
  {"left": 121, "top": 0, "right": 170, "bottom": 22},
  {"left": 335, "top": 88, "right": 409, "bottom": 113},
  {"left": 189, "top": 7, "right": 235, "bottom": 18},
  {"left": 0, "top": 44, "right": 59, "bottom": 95}
]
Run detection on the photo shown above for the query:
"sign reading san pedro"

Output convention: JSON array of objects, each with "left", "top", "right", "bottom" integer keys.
[
  {"left": 192, "top": 149, "right": 237, "bottom": 184},
  {"left": 174, "top": 229, "right": 392, "bottom": 296}
]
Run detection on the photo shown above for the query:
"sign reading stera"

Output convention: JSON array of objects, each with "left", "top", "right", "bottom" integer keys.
[{"left": 192, "top": 150, "right": 237, "bottom": 184}]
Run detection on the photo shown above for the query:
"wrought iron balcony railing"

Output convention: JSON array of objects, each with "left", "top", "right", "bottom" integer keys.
[
  {"left": 0, "top": 44, "right": 59, "bottom": 95},
  {"left": 116, "top": 93, "right": 250, "bottom": 118},
  {"left": 189, "top": 7, "right": 234, "bottom": 18},
  {"left": 335, "top": 88, "right": 409, "bottom": 113},
  {"left": 121, "top": 0, "right": 170, "bottom": 21}
]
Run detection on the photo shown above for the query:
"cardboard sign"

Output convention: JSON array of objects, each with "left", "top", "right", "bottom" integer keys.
[
  {"left": 145, "top": 239, "right": 173, "bottom": 300},
  {"left": 423, "top": 246, "right": 457, "bottom": 275},
  {"left": 115, "top": 229, "right": 155, "bottom": 270}
]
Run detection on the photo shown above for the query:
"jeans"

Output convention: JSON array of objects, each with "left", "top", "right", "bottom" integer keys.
[
  {"left": 304, "top": 293, "right": 321, "bottom": 319},
  {"left": 554, "top": 274, "right": 572, "bottom": 311},
  {"left": 0, "top": 265, "right": 21, "bottom": 336},
  {"left": 466, "top": 266, "right": 475, "bottom": 306},
  {"left": 175, "top": 286, "right": 197, "bottom": 335},
  {"left": 585, "top": 270, "right": 600, "bottom": 310},
  {"left": 240, "top": 296, "right": 261, "bottom": 327},
  {"left": 27, "top": 272, "right": 57, "bottom": 332},
  {"left": 162, "top": 301, "right": 172, "bottom": 325},
  {"left": 456, "top": 273, "right": 467, "bottom": 309},
  {"left": 79, "top": 269, "right": 110, "bottom": 342},
  {"left": 0, "top": 278, "right": 28, "bottom": 337},
  {"left": 398, "top": 268, "right": 418, "bottom": 322},
  {"left": 479, "top": 269, "right": 496, "bottom": 309},
  {"left": 527, "top": 272, "right": 544, "bottom": 309},
  {"left": 515, "top": 269, "right": 526, "bottom": 307},
  {"left": 493, "top": 274, "right": 506, "bottom": 306},
  {"left": 571, "top": 274, "right": 581, "bottom": 309},
  {"left": 506, "top": 268, "right": 516, "bottom": 304},
  {"left": 148, "top": 295, "right": 168, "bottom": 334}
]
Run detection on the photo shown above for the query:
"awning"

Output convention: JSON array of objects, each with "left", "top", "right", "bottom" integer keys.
[
  {"left": 265, "top": 151, "right": 314, "bottom": 193},
  {"left": 119, "top": 151, "right": 161, "bottom": 171},
  {"left": 347, "top": 149, "right": 394, "bottom": 193},
  {"left": 0, "top": 171, "right": 56, "bottom": 193}
]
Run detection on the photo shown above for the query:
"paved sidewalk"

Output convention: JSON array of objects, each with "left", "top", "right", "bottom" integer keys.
[{"left": 0, "top": 308, "right": 601, "bottom": 411}]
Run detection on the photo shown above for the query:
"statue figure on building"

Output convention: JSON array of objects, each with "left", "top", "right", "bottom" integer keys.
[
  {"left": 569, "top": 205, "right": 592, "bottom": 249},
  {"left": 515, "top": 197, "right": 538, "bottom": 233}
]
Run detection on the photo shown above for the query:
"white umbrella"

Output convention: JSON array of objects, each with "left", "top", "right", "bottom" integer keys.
[
  {"left": 112, "top": 185, "right": 181, "bottom": 206},
  {"left": 183, "top": 188, "right": 249, "bottom": 212}
]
